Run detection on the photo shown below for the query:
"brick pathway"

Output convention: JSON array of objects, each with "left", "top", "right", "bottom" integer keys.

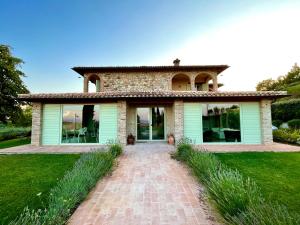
[{"left": 68, "top": 143, "right": 218, "bottom": 225}]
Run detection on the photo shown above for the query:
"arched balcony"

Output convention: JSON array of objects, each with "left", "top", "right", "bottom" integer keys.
[
  {"left": 171, "top": 74, "right": 191, "bottom": 91},
  {"left": 83, "top": 74, "right": 101, "bottom": 93},
  {"left": 194, "top": 73, "right": 218, "bottom": 91}
]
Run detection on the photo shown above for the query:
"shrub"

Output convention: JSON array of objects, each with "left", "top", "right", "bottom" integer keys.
[
  {"left": 107, "top": 140, "right": 123, "bottom": 158},
  {"left": 0, "top": 127, "right": 31, "bottom": 141},
  {"left": 229, "top": 201, "right": 300, "bottom": 225},
  {"left": 273, "top": 128, "right": 300, "bottom": 145},
  {"left": 188, "top": 150, "right": 219, "bottom": 184},
  {"left": 288, "top": 119, "right": 300, "bottom": 129},
  {"left": 272, "top": 99, "right": 300, "bottom": 122},
  {"left": 272, "top": 119, "right": 283, "bottom": 128},
  {"left": 207, "top": 169, "right": 261, "bottom": 217},
  {"left": 10, "top": 150, "right": 117, "bottom": 225},
  {"left": 9, "top": 207, "right": 46, "bottom": 225},
  {"left": 175, "top": 137, "right": 193, "bottom": 161}
]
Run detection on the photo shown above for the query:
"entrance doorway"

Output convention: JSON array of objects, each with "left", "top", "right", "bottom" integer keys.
[{"left": 136, "top": 107, "right": 165, "bottom": 141}]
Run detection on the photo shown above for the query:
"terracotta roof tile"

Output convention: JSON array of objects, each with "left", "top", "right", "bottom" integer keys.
[{"left": 18, "top": 91, "right": 288, "bottom": 101}]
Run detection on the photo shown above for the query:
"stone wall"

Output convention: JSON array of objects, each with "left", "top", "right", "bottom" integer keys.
[
  {"left": 31, "top": 102, "right": 42, "bottom": 146},
  {"left": 165, "top": 106, "right": 174, "bottom": 136},
  {"left": 117, "top": 101, "right": 127, "bottom": 145},
  {"left": 174, "top": 100, "right": 184, "bottom": 143},
  {"left": 126, "top": 105, "right": 136, "bottom": 137},
  {"left": 260, "top": 99, "right": 273, "bottom": 144},
  {"left": 84, "top": 71, "right": 217, "bottom": 92}
]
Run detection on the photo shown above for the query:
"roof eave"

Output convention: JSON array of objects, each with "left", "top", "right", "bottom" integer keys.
[{"left": 72, "top": 65, "right": 229, "bottom": 76}]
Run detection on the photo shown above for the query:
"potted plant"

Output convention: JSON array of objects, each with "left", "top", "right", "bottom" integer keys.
[
  {"left": 127, "top": 133, "right": 135, "bottom": 145},
  {"left": 167, "top": 133, "right": 175, "bottom": 145}
]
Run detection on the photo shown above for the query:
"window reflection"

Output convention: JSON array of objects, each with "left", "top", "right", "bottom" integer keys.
[
  {"left": 62, "top": 105, "right": 99, "bottom": 143},
  {"left": 202, "top": 104, "right": 241, "bottom": 142}
]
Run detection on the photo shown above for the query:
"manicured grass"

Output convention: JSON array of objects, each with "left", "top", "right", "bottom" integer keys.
[
  {"left": 0, "top": 154, "right": 80, "bottom": 224},
  {"left": 215, "top": 152, "right": 300, "bottom": 214},
  {"left": 0, "top": 137, "right": 31, "bottom": 149}
]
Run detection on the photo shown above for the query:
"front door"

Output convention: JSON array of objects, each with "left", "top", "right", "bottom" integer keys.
[{"left": 136, "top": 107, "right": 165, "bottom": 141}]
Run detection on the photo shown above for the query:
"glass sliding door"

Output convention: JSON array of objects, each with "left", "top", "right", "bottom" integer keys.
[
  {"left": 151, "top": 107, "right": 165, "bottom": 140},
  {"left": 136, "top": 107, "right": 165, "bottom": 141},
  {"left": 137, "top": 108, "right": 150, "bottom": 140}
]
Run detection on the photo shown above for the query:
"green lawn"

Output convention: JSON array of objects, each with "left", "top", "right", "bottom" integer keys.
[
  {"left": 0, "top": 154, "right": 80, "bottom": 224},
  {"left": 215, "top": 152, "right": 300, "bottom": 214},
  {"left": 0, "top": 137, "right": 31, "bottom": 149}
]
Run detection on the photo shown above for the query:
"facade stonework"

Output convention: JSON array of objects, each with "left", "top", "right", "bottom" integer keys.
[
  {"left": 260, "top": 100, "right": 273, "bottom": 144},
  {"left": 31, "top": 102, "right": 42, "bottom": 146},
  {"left": 174, "top": 100, "right": 184, "bottom": 143},
  {"left": 84, "top": 71, "right": 217, "bottom": 92},
  {"left": 117, "top": 101, "right": 127, "bottom": 145}
]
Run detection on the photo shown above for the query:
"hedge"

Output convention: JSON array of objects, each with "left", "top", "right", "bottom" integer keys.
[
  {"left": 173, "top": 139, "right": 300, "bottom": 225},
  {"left": 287, "top": 119, "right": 300, "bottom": 129},
  {"left": 272, "top": 99, "right": 300, "bottom": 122},
  {"left": 0, "top": 127, "right": 31, "bottom": 141}
]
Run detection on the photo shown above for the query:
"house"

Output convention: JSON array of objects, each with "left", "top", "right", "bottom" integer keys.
[{"left": 19, "top": 59, "right": 287, "bottom": 146}]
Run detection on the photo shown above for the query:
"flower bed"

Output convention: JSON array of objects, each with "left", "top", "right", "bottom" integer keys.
[
  {"left": 172, "top": 138, "right": 300, "bottom": 225},
  {"left": 10, "top": 142, "right": 123, "bottom": 225},
  {"left": 273, "top": 128, "right": 300, "bottom": 145}
]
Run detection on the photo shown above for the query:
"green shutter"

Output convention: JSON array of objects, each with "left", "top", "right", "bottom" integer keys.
[
  {"left": 184, "top": 103, "right": 202, "bottom": 144},
  {"left": 99, "top": 103, "right": 118, "bottom": 144},
  {"left": 240, "top": 102, "right": 262, "bottom": 144},
  {"left": 42, "top": 104, "right": 61, "bottom": 145}
]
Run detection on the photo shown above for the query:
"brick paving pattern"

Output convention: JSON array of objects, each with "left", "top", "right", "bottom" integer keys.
[{"left": 68, "top": 143, "right": 218, "bottom": 225}]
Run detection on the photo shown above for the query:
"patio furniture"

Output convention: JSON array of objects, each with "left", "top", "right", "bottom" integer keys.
[
  {"left": 77, "top": 127, "right": 87, "bottom": 143},
  {"left": 224, "top": 130, "right": 241, "bottom": 142}
]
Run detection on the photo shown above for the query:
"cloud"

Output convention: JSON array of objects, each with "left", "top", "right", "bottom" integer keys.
[{"left": 152, "top": 5, "right": 300, "bottom": 91}]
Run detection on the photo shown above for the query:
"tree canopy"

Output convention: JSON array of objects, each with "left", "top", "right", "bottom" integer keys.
[
  {"left": 0, "top": 45, "right": 29, "bottom": 123},
  {"left": 256, "top": 63, "right": 300, "bottom": 92}
]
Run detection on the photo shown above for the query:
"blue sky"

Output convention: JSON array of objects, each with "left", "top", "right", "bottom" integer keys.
[{"left": 1, "top": 0, "right": 300, "bottom": 92}]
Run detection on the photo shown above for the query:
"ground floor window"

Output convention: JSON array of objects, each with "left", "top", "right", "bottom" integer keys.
[
  {"left": 61, "top": 105, "right": 99, "bottom": 143},
  {"left": 202, "top": 104, "right": 241, "bottom": 142}
]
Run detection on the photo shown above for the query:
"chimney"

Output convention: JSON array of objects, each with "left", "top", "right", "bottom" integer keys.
[{"left": 173, "top": 58, "right": 180, "bottom": 66}]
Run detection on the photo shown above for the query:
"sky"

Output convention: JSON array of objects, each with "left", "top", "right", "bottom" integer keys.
[{"left": 1, "top": 0, "right": 300, "bottom": 93}]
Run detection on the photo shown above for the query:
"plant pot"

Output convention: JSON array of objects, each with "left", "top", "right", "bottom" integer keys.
[
  {"left": 127, "top": 134, "right": 135, "bottom": 145},
  {"left": 167, "top": 135, "right": 175, "bottom": 145}
]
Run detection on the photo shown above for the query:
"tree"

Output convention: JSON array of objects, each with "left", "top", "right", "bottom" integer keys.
[
  {"left": 0, "top": 45, "right": 29, "bottom": 123},
  {"left": 12, "top": 106, "right": 32, "bottom": 127},
  {"left": 256, "top": 63, "right": 300, "bottom": 91},
  {"left": 256, "top": 78, "right": 278, "bottom": 91}
]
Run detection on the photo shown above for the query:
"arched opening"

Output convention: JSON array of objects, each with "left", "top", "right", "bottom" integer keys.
[
  {"left": 88, "top": 74, "right": 101, "bottom": 92},
  {"left": 172, "top": 74, "right": 191, "bottom": 91},
  {"left": 195, "top": 73, "right": 212, "bottom": 91}
]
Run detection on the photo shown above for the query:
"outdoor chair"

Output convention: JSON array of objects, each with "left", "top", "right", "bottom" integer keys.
[{"left": 78, "top": 127, "right": 87, "bottom": 143}]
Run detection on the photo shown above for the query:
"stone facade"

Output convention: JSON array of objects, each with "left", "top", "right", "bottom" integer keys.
[
  {"left": 84, "top": 71, "right": 218, "bottom": 92},
  {"left": 260, "top": 99, "right": 273, "bottom": 144},
  {"left": 117, "top": 101, "right": 127, "bottom": 145},
  {"left": 174, "top": 100, "right": 184, "bottom": 143},
  {"left": 31, "top": 102, "right": 42, "bottom": 146}
]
